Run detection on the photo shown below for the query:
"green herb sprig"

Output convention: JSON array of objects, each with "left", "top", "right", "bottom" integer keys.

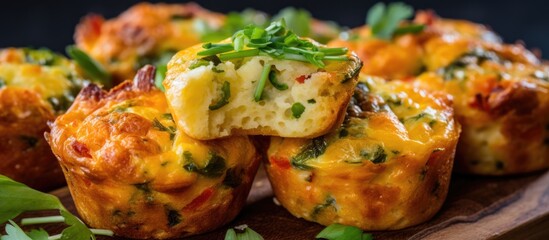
[
  {"left": 66, "top": 45, "right": 112, "bottom": 88},
  {"left": 316, "top": 223, "right": 374, "bottom": 240},
  {"left": 198, "top": 19, "right": 349, "bottom": 69},
  {"left": 0, "top": 175, "right": 113, "bottom": 240},
  {"left": 198, "top": 19, "right": 348, "bottom": 106},
  {"left": 366, "top": 2, "right": 424, "bottom": 40}
]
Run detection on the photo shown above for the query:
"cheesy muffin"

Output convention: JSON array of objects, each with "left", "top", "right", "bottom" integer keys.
[
  {"left": 328, "top": 11, "right": 501, "bottom": 80},
  {"left": 0, "top": 48, "right": 84, "bottom": 190},
  {"left": 330, "top": 5, "right": 548, "bottom": 175},
  {"left": 46, "top": 66, "right": 261, "bottom": 239},
  {"left": 414, "top": 37, "right": 549, "bottom": 175},
  {"left": 265, "top": 76, "right": 460, "bottom": 230},
  {"left": 75, "top": 2, "right": 225, "bottom": 83},
  {"left": 164, "top": 21, "right": 362, "bottom": 140}
]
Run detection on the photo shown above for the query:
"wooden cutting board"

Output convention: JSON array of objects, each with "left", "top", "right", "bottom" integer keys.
[{"left": 38, "top": 167, "right": 549, "bottom": 239}]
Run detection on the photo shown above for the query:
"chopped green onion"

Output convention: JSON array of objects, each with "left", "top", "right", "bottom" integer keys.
[
  {"left": 284, "top": 33, "right": 300, "bottom": 46},
  {"left": 233, "top": 35, "right": 246, "bottom": 51},
  {"left": 189, "top": 59, "right": 211, "bottom": 69},
  {"left": 323, "top": 56, "right": 350, "bottom": 61},
  {"left": 66, "top": 45, "right": 111, "bottom": 88},
  {"left": 198, "top": 45, "right": 234, "bottom": 56},
  {"left": 197, "top": 19, "right": 349, "bottom": 69},
  {"left": 209, "top": 81, "right": 231, "bottom": 110},
  {"left": 268, "top": 70, "right": 288, "bottom": 90},
  {"left": 202, "top": 43, "right": 232, "bottom": 49},
  {"left": 219, "top": 49, "right": 260, "bottom": 61},
  {"left": 251, "top": 27, "right": 266, "bottom": 39},
  {"left": 319, "top": 47, "right": 348, "bottom": 56},
  {"left": 280, "top": 53, "right": 309, "bottom": 62},
  {"left": 291, "top": 102, "right": 306, "bottom": 118},
  {"left": 254, "top": 64, "right": 272, "bottom": 101}
]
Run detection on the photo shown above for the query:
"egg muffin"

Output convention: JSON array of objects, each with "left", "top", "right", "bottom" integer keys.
[
  {"left": 265, "top": 76, "right": 460, "bottom": 230},
  {"left": 75, "top": 2, "right": 225, "bottom": 83},
  {"left": 46, "top": 66, "right": 261, "bottom": 239},
  {"left": 0, "top": 48, "right": 84, "bottom": 190},
  {"left": 328, "top": 11, "right": 500, "bottom": 80},
  {"left": 164, "top": 21, "right": 362, "bottom": 140},
  {"left": 414, "top": 36, "right": 549, "bottom": 175}
]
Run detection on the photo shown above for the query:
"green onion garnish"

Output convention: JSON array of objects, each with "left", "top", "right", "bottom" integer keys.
[
  {"left": 254, "top": 64, "right": 272, "bottom": 101},
  {"left": 319, "top": 47, "right": 348, "bottom": 56},
  {"left": 291, "top": 102, "right": 306, "bottom": 118},
  {"left": 189, "top": 59, "right": 211, "bottom": 69},
  {"left": 198, "top": 45, "right": 234, "bottom": 56},
  {"left": 219, "top": 49, "right": 260, "bottom": 61},
  {"left": 209, "top": 81, "right": 231, "bottom": 110},
  {"left": 197, "top": 19, "right": 349, "bottom": 68},
  {"left": 268, "top": 70, "right": 288, "bottom": 90}
]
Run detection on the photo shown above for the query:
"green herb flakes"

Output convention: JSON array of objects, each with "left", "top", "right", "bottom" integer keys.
[
  {"left": 291, "top": 102, "right": 306, "bottom": 119},
  {"left": 209, "top": 81, "right": 231, "bottom": 110},
  {"left": 291, "top": 137, "right": 327, "bottom": 170}
]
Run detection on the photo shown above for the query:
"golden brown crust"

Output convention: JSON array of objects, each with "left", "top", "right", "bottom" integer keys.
[
  {"left": 415, "top": 35, "right": 549, "bottom": 175},
  {"left": 46, "top": 66, "right": 261, "bottom": 239},
  {"left": 265, "top": 78, "right": 460, "bottom": 230},
  {"left": 0, "top": 47, "right": 83, "bottom": 190},
  {"left": 330, "top": 11, "right": 549, "bottom": 175},
  {"left": 75, "top": 2, "right": 224, "bottom": 83},
  {"left": 0, "top": 88, "right": 64, "bottom": 190}
]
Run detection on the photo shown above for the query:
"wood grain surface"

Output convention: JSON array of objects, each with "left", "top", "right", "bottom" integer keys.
[{"left": 10, "top": 166, "right": 549, "bottom": 240}]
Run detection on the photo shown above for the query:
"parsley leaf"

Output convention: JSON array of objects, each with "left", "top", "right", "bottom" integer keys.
[
  {"left": 0, "top": 175, "right": 113, "bottom": 240},
  {"left": 1, "top": 220, "right": 33, "bottom": 240},
  {"left": 366, "top": 2, "right": 419, "bottom": 40},
  {"left": 224, "top": 225, "right": 264, "bottom": 240},
  {"left": 273, "top": 7, "right": 312, "bottom": 37},
  {"left": 316, "top": 223, "right": 373, "bottom": 240},
  {"left": 26, "top": 229, "right": 49, "bottom": 240}
]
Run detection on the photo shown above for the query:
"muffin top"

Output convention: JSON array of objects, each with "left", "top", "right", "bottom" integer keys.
[
  {"left": 47, "top": 66, "right": 258, "bottom": 192},
  {"left": 163, "top": 20, "right": 362, "bottom": 140},
  {"left": 0, "top": 48, "right": 84, "bottom": 112},
  {"left": 268, "top": 76, "right": 459, "bottom": 174}
]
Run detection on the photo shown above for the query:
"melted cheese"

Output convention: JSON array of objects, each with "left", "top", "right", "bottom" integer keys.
[
  {"left": 0, "top": 48, "right": 79, "bottom": 101},
  {"left": 266, "top": 76, "right": 459, "bottom": 229}
]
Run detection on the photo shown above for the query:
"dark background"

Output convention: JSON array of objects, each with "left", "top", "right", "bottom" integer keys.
[{"left": 1, "top": 0, "right": 547, "bottom": 57}]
